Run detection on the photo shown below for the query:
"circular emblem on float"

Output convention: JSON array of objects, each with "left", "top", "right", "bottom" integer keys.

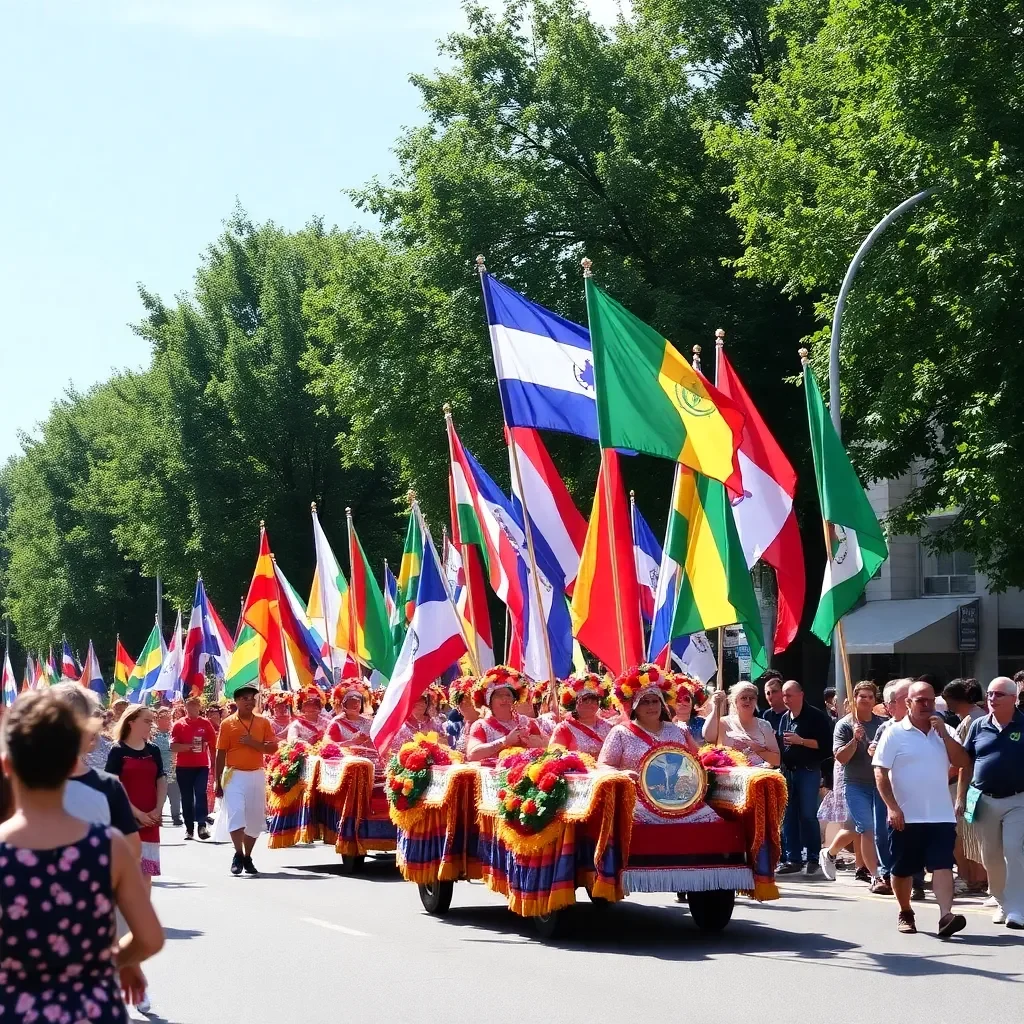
[
  {"left": 674, "top": 382, "right": 715, "bottom": 417},
  {"left": 637, "top": 743, "right": 707, "bottom": 817}
]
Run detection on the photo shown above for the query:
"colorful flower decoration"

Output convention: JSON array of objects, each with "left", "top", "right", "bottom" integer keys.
[
  {"left": 613, "top": 663, "right": 674, "bottom": 712},
  {"left": 265, "top": 691, "right": 292, "bottom": 714},
  {"left": 671, "top": 672, "right": 708, "bottom": 710},
  {"left": 496, "top": 748, "right": 588, "bottom": 837},
  {"left": 266, "top": 740, "right": 309, "bottom": 795},
  {"left": 426, "top": 681, "right": 449, "bottom": 712},
  {"left": 471, "top": 665, "right": 528, "bottom": 709},
  {"left": 448, "top": 675, "right": 477, "bottom": 709},
  {"left": 331, "top": 680, "right": 371, "bottom": 713},
  {"left": 697, "top": 744, "right": 750, "bottom": 770},
  {"left": 318, "top": 741, "right": 343, "bottom": 761},
  {"left": 529, "top": 678, "right": 550, "bottom": 706},
  {"left": 293, "top": 685, "right": 324, "bottom": 713},
  {"left": 557, "top": 672, "right": 612, "bottom": 714},
  {"left": 385, "top": 732, "right": 462, "bottom": 818}
]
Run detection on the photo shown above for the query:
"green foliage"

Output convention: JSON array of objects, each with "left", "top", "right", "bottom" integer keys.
[{"left": 714, "top": 0, "right": 1024, "bottom": 587}]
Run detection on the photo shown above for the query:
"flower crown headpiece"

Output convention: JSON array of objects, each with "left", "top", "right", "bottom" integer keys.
[
  {"left": 294, "top": 685, "right": 324, "bottom": 712},
  {"left": 613, "top": 663, "right": 674, "bottom": 711},
  {"left": 558, "top": 673, "right": 612, "bottom": 713},
  {"left": 426, "top": 681, "right": 449, "bottom": 710},
  {"left": 331, "top": 680, "right": 370, "bottom": 711},
  {"left": 266, "top": 691, "right": 292, "bottom": 712},
  {"left": 529, "top": 678, "right": 551, "bottom": 704},
  {"left": 448, "top": 676, "right": 477, "bottom": 708},
  {"left": 472, "top": 665, "right": 528, "bottom": 709},
  {"left": 671, "top": 672, "right": 708, "bottom": 709}
]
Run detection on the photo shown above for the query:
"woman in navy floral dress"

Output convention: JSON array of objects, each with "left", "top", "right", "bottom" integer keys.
[{"left": 0, "top": 690, "right": 163, "bottom": 1022}]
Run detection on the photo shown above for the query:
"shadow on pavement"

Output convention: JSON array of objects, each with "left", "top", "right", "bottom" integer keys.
[
  {"left": 162, "top": 926, "right": 203, "bottom": 940},
  {"left": 288, "top": 858, "right": 404, "bottom": 882}
]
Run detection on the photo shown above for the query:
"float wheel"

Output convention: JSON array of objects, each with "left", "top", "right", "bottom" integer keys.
[
  {"left": 340, "top": 854, "right": 365, "bottom": 874},
  {"left": 686, "top": 889, "right": 735, "bottom": 932},
  {"left": 418, "top": 880, "right": 454, "bottom": 915}
]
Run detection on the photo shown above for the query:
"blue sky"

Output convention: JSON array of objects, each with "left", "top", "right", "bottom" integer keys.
[{"left": 0, "top": 0, "right": 521, "bottom": 460}]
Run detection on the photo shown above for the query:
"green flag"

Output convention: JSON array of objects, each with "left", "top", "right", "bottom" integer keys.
[
  {"left": 392, "top": 506, "right": 424, "bottom": 650},
  {"left": 804, "top": 362, "right": 888, "bottom": 642}
]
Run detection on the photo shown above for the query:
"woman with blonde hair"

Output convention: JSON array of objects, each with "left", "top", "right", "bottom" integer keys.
[{"left": 702, "top": 681, "right": 781, "bottom": 767}]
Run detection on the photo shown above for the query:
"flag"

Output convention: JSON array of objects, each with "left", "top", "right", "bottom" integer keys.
[
  {"left": 273, "top": 560, "right": 333, "bottom": 688},
  {"left": 506, "top": 426, "right": 587, "bottom": 593},
  {"left": 804, "top": 361, "right": 888, "bottom": 642},
  {"left": 584, "top": 277, "right": 744, "bottom": 493},
  {"left": 34, "top": 655, "right": 46, "bottom": 689},
  {"left": 481, "top": 270, "right": 598, "bottom": 440},
  {"left": 717, "top": 349, "right": 805, "bottom": 653},
  {"left": 448, "top": 417, "right": 571, "bottom": 680},
  {"left": 224, "top": 527, "right": 286, "bottom": 695},
  {"left": 384, "top": 562, "right": 399, "bottom": 632},
  {"left": 61, "top": 639, "right": 81, "bottom": 681},
  {"left": 348, "top": 515, "right": 397, "bottom": 679},
  {"left": 45, "top": 648, "right": 60, "bottom": 686},
  {"left": 146, "top": 612, "right": 183, "bottom": 699},
  {"left": 80, "top": 641, "right": 105, "bottom": 698},
  {"left": 308, "top": 505, "right": 354, "bottom": 674},
  {"left": 2, "top": 650, "right": 16, "bottom": 706},
  {"left": 671, "top": 469, "right": 767, "bottom": 679},
  {"left": 22, "top": 654, "right": 34, "bottom": 694},
  {"left": 570, "top": 449, "right": 644, "bottom": 675},
  {"left": 442, "top": 535, "right": 493, "bottom": 675},
  {"left": 113, "top": 638, "right": 136, "bottom": 697},
  {"left": 630, "top": 498, "right": 662, "bottom": 624},
  {"left": 393, "top": 507, "right": 424, "bottom": 648},
  {"left": 447, "top": 486, "right": 496, "bottom": 674},
  {"left": 181, "top": 577, "right": 235, "bottom": 698},
  {"left": 125, "top": 623, "right": 164, "bottom": 701},
  {"left": 370, "top": 528, "right": 466, "bottom": 756}
]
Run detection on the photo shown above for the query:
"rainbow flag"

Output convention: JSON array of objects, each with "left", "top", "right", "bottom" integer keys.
[
  {"left": 584, "top": 277, "right": 744, "bottom": 494},
  {"left": 347, "top": 514, "right": 396, "bottom": 680},
  {"left": 113, "top": 638, "right": 136, "bottom": 697}
]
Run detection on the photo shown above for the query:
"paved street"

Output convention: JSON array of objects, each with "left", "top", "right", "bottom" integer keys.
[{"left": 135, "top": 833, "right": 1022, "bottom": 1024}]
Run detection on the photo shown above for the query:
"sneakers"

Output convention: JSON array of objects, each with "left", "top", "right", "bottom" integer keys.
[
  {"left": 897, "top": 909, "right": 917, "bottom": 934},
  {"left": 937, "top": 912, "right": 967, "bottom": 939},
  {"left": 818, "top": 850, "right": 838, "bottom": 881},
  {"left": 198, "top": 825, "right": 210, "bottom": 841},
  {"left": 993, "top": 907, "right": 1006, "bottom": 924},
  {"left": 911, "top": 884, "right": 926, "bottom": 902},
  {"left": 230, "top": 852, "right": 244, "bottom": 876},
  {"left": 854, "top": 867, "right": 872, "bottom": 884},
  {"left": 242, "top": 856, "right": 259, "bottom": 876},
  {"left": 870, "top": 876, "right": 894, "bottom": 896},
  {"left": 1007, "top": 912, "right": 1024, "bottom": 930},
  {"left": 183, "top": 829, "right": 194, "bottom": 841},
  {"left": 984, "top": 895, "right": 999, "bottom": 907},
  {"left": 776, "top": 862, "right": 802, "bottom": 874},
  {"left": 803, "top": 862, "right": 820, "bottom": 878}
]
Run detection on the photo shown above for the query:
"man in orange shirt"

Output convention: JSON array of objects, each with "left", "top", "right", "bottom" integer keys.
[{"left": 214, "top": 683, "right": 278, "bottom": 876}]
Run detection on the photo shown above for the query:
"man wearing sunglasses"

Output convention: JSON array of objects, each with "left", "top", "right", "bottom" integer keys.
[{"left": 958, "top": 677, "right": 1024, "bottom": 929}]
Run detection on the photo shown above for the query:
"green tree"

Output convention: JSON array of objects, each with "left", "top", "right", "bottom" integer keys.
[{"left": 714, "top": 0, "right": 1024, "bottom": 588}]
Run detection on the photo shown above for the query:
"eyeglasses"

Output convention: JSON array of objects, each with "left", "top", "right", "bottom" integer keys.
[
  {"left": 987, "top": 691, "right": 1014, "bottom": 701},
  {"left": 908, "top": 698, "right": 935, "bottom": 706}
]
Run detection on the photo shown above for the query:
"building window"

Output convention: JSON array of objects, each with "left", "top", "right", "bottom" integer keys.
[{"left": 922, "top": 548, "right": 976, "bottom": 595}]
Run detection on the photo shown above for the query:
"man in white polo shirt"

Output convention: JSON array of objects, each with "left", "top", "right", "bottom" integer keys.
[{"left": 873, "top": 680, "right": 972, "bottom": 937}]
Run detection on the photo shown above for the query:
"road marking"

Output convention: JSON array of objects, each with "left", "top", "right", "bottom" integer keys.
[{"left": 301, "top": 916, "right": 370, "bottom": 937}]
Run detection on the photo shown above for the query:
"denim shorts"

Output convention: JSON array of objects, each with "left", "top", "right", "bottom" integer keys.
[
  {"left": 844, "top": 780, "right": 881, "bottom": 835},
  {"left": 890, "top": 822, "right": 956, "bottom": 877}
]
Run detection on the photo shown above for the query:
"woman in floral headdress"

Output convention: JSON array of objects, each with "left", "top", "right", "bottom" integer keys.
[
  {"left": 445, "top": 676, "right": 479, "bottom": 753},
  {"left": 549, "top": 673, "right": 613, "bottom": 759},
  {"left": 326, "top": 681, "right": 375, "bottom": 754},
  {"left": 286, "top": 687, "right": 326, "bottom": 746},
  {"left": 267, "top": 691, "right": 294, "bottom": 740},
  {"left": 388, "top": 684, "right": 451, "bottom": 754},
  {"left": 597, "top": 664, "right": 699, "bottom": 773},
  {"left": 531, "top": 679, "right": 557, "bottom": 738},
  {"left": 466, "top": 666, "right": 547, "bottom": 764},
  {"left": 672, "top": 674, "right": 708, "bottom": 744}
]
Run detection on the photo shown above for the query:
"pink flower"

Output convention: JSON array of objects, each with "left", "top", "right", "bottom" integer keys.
[
  {"left": 43, "top": 1005, "right": 63, "bottom": 1022},
  {"left": 60, "top": 846, "right": 79, "bottom": 863},
  {"left": 47, "top": 935, "right": 70, "bottom": 958},
  {"left": 15, "top": 849, "right": 38, "bottom": 867},
  {"left": 15, "top": 992, "right": 35, "bottom": 1013}
]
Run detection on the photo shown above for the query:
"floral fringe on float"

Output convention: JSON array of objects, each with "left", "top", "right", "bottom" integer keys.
[{"left": 266, "top": 741, "right": 320, "bottom": 848}]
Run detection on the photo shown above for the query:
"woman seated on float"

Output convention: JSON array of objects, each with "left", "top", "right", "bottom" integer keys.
[
  {"left": 548, "top": 673, "right": 613, "bottom": 758},
  {"left": 530, "top": 679, "right": 557, "bottom": 738},
  {"left": 672, "top": 674, "right": 707, "bottom": 743},
  {"left": 389, "top": 688, "right": 451, "bottom": 754},
  {"left": 325, "top": 682, "right": 375, "bottom": 754},
  {"left": 597, "top": 665, "right": 699, "bottom": 772},
  {"left": 466, "top": 667, "right": 547, "bottom": 764},
  {"left": 266, "top": 691, "right": 294, "bottom": 739},
  {"left": 444, "top": 676, "right": 479, "bottom": 754},
  {"left": 286, "top": 686, "right": 326, "bottom": 745},
  {"left": 701, "top": 682, "right": 781, "bottom": 767}
]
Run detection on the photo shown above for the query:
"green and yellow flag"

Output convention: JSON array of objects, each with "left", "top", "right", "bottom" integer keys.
[
  {"left": 392, "top": 505, "right": 424, "bottom": 649},
  {"left": 585, "top": 277, "right": 744, "bottom": 493}
]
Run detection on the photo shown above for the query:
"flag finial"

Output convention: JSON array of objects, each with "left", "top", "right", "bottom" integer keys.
[
  {"left": 692, "top": 344, "right": 701, "bottom": 372},
  {"left": 345, "top": 506, "right": 352, "bottom": 517},
  {"left": 581, "top": 257, "right": 593, "bottom": 278},
  {"left": 197, "top": 571, "right": 202, "bottom": 580},
  {"left": 475, "top": 254, "right": 486, "bottom": 275},
  {"left": 443, "top": 402, "right": 452, "bottom": 415},
  {"left": 407, "top": 488, "right": 416, "bottom": 505},
  {"left": 259, "top": 519, "right": 265, "bottom": 529},
  {"left": 799, "top": 347, "right": 810, "bottom": 365},
  {"left": 310, "top": 501, "right": 318, "bottom": 513},
  {"left": 715, "top": 328, "right": 726, "bottom": 349}
]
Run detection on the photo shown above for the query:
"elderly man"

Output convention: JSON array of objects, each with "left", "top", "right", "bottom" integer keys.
[
  {"left": 776, "top": 680, "right": 834, "bottom": 875},
  {"left": 873, "top": 681, "right": 972, "bottom": 937},
  {"left": 958, "top": 677, "right": 1024, "bottom": 928}
]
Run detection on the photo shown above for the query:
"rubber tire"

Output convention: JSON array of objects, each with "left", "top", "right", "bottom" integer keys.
[
  {"left": 532, "top": 909, "right": 565, "bottom": 939},
  {"left": 418, "top": 880, "right": 454, "bottom": 916},
  {"left": 340, "top": 854, "right": 365, "bottom": 874},
  {"left": 686, "top": 889, "right": 735, "bottom": 933}
]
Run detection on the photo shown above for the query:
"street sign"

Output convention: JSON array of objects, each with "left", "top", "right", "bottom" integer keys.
[{"left": 957, "top": 600, "right": 980, "bottom": 652}]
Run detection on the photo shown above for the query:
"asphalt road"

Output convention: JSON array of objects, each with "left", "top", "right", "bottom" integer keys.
[{"left": 134, "top": 833, "right": 1022, "bottom": 1024}]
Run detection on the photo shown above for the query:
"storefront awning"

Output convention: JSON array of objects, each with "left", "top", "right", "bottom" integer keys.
[{"left": 842, "top": 598, "right": 975, "bottom": 655}]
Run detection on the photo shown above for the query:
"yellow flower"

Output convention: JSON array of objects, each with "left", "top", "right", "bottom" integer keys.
[{"left": 402, "top": 779, "right": 414, "bottom": 795}]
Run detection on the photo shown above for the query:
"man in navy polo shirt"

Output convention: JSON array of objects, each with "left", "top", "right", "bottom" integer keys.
[{"left": 959, "top": 677, "right": 1024, "bottom": 929}]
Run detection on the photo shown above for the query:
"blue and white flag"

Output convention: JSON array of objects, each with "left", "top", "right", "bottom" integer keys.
[
  {"left": 2, "top": 649, "right": 16, "bottom": 706},
  {"left": 631, "top": 501, "right": 662, "bottom": 624},
  {"left": 481, "top": 272, "right": 598, "bottom": 441}
]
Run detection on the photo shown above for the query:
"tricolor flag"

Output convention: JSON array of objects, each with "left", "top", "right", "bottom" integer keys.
[
  {"left": 393, "top": 506, "right": 424, "bottom": 649},
  {"left": 630, "top": 497, "right": 662, "bottom": 624},
  {"left": 146, "top": 612, "right": 183, "bottom": 699},
  {"left": 61, "top": 639, "right": 81, "bottom": 681},
  {"left": 570, "top": 449, "right": 644, "bottom": 676},
  {"left": 2, "top": 649, "right": 16, "bottom": 707},
  {"left": 585, "top": 276, "right": 745, "bottom": 493},
  {"left": 80, "top": 641, "right": 106, "bottom": 698},
  {"left": 447, "top": 493, "right": 496, "bottom": 675},
  {"left": 274, "top": 559, "right": 334, "bottom": 689},
  {"left": 125, "top": 623, "right": 165, "bottom": 701},
  {"left": 481, "top": 269, "right": 597, "bottom": 441},
  {"left": 181, "top": 576, "right": 235, "bottom": 698},
  {"left": 348, "top": 514, "right": 397, "bottom": 680},
  {"left": 717, "top": 349, "right": 805, "bottom": 653},
  {"left": 804, "top": 360, "right": 888, "bottom": 642},
  {"left": 113, "top": 638, "right": 136, "bottom": 697},
  {"left": 370, "top": 526, "right": 467, "bottom": 756},
  {"left": 308, "top": 505, "right": 354, "bottom": 676}
]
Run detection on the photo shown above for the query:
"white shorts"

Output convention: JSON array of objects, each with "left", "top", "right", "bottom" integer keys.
[{"left": 223, "top": 768, "right": 267, "bottom": 838}]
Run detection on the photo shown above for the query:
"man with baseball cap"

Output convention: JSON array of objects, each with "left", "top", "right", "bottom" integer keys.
[{"left": 214, "top": 682, "right": 277, "bottom": 875}]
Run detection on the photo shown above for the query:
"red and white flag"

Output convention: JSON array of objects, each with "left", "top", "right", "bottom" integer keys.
[{"left": 717, "top": 350, "right": 805, "bottom": 653}]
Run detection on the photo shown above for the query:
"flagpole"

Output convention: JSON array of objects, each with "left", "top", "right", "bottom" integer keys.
[
  {"left": 475, "top": 255, "right": 558, "bottom": 708},
  {"left": 663, "top": 463, "right": 682, "bottom": 671},
  {"left": 444, "top": 403, "right": 487, "bottom": 679},
  {"left": 629, "top": 490, "right": 648, "bottom": 653},
  {"left": 311, "top": 502, "right": 339, "bottom": 685},
  {"left": 413, "top": 501, "right": 481, "bottom": 676},
  {"left": 344, "top": 507, "right": 363, "bottom": 680},
  {"left": 800, "top": 348, "right": 853, "bottom": 704}
]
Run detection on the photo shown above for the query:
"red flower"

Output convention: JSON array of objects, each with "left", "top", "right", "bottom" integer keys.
[
  {"left": 497, "top": 788, "right": 507, "bottom": 800},
  {"left": 405, "top": 751, "right": 428, "bottom": 772},
  {"left": 396, "top": 796, "right": 408, "bottom": 810},
  {"left": 537, "top": 774, "right": 556, "bottom": 793},
  {"left": 506, "top": 795, "right": 522, "bottom": 811},
  {"left": 521, "top": 799, "right": 538, "bottom": 816},
  {"left": 507, "top": 765, "right": 525, "bottom": 787}
]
